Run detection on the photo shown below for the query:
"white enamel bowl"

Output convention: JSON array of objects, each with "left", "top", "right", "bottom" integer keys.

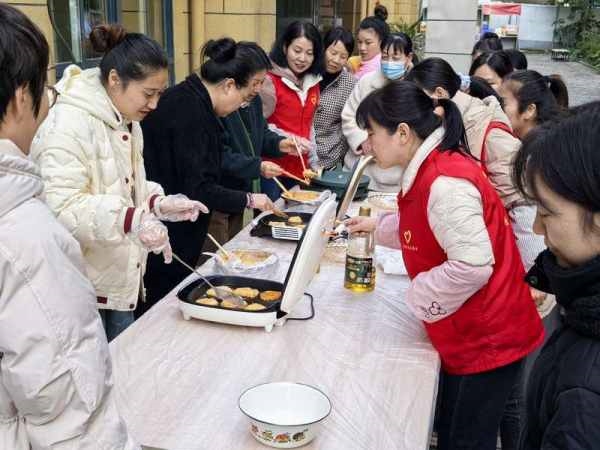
[{"left": 239, "top": 382, "right": 332, "bottom": 448}]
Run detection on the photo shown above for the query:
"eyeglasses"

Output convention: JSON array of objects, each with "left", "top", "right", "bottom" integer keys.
[{"left": 47, "top": 85, "right": 59, "bottom": 108}]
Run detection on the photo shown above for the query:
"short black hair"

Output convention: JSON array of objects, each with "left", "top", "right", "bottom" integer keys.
[
  {"left": 0, "top": 4, "right": 49, "bottom": 120},
  {"left": 380, "top": 32, "right": 413, "bottom": 56},
  {"left": 270, "top": 21, "right": 323, "bottom": 76},
  {"left": 357, "top": 15, "right": 389, "bottom": 43},
  {"left": 469, "top": 51, "right": 514, "bottom": 78},
  {"left": 513, "top": 102, "right": 600, "bottom": 229},
  {"left": 90, "top": 24, "right": 168, "bottom": 87},
  {"left": 472, "top": 35, "right": 503, "bottom": 57},
  {"left": 201, "top": 38, "right": 271, "bottom": 87},
  {"left": 323, "top": 27, "right": 355, "bottom": 55},
  {"left": 356, "top": 80, "right": 470, "bottom": 155},
  {"left": 504, "top": 49, "right": 528, "bottom": 70},
  {"left": 503, "top": 70, "right": 569, "bottom": 123}
]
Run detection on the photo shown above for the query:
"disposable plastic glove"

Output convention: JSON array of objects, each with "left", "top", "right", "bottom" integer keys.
[
  {"left": 155, "top": 194, "right": 209, "bottom": 222},
  {"left": 129, "top": 212, "right": 173, "bottom": 263}
]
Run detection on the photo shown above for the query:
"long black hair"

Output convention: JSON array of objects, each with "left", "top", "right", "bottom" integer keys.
[
  {"left": 201, "top": 38, "right": 271, "bottom": 87},
  {"left": 469, "top": 51, "right": 513, "bottom": 78},
  {"left": 405, "top": 58, "right": 502, "bottom": 104},
  {"left": 269, "top": 21, "right": 323, "bottom": 75},
  {"left": 356, "top": 80, "right": 470, "bottom": 154},
  {"left": 90, "top": 24, "right": 168, "bottom": 87},
  {"left": 513, "top": 102, "right": 600, "bottom": 229},
  {"left": 503, "top": 70, "right": 569, "bottom": 124},
  {"left": 505, "top": 49, "right": 528, "bottom": 70},
  {"left": 0, "top": 4, "right": 49, "bottom": 118}
]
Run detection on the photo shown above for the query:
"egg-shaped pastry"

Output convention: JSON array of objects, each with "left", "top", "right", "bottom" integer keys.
[
  {"left": 245, "top": 303, "right": 267, "bottom": 311},
  {"left": 221, "top": 299, "right": 247, "bottom": 309},
  {"left": 206, "top": 285, "right": 232, "bottom": 298},
  {"left": 259, "top": 290, "right": 282, "bottom": 302},
  {"left": 195, "top": 297, "right": 219, "bottom": 306},
  {"left": 233, "top": 287, "right": 260, "bottom": 299},
  {"left": 287, "top": 216, "right": 303, "bottom": 225}
]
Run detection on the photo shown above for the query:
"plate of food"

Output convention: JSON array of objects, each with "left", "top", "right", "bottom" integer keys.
[
  {"left": 214, "top": 249, "right": 279, "bottom": 278},
  {"left": 281, "top": 189, "right": 330, "bottom": 205}
]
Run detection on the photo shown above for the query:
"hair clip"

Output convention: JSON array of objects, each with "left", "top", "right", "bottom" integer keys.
[{"left": 458, "top": 73, "right": 471, "bottom": 92}]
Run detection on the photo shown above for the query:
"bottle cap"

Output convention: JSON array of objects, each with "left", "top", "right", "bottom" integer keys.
[{"left": 358, "top": 206, "right": 371, "bottom": 217}]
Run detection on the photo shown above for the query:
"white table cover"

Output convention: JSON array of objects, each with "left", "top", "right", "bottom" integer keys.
[{"left": 111, "top": 205, "right": 440, "bottom": 450}]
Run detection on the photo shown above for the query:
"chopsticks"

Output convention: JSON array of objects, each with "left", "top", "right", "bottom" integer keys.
[
  {"left": 281, "top": 170, "right": 311, "bottom": 186},
  {"left": 272, "top": 176, "right": 291, "bottom": 195},
  {"left": 292, "top": 136, "right": 308, "bottom": 174},
  {"left": 206, "top": 233, "right": 231, "bottom": 260}
]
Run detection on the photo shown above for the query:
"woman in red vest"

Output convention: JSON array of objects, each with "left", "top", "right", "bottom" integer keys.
[
  {"left": 347, "top": 81, "right": 544, "bottom": 450},
  {"left": 259, "top": 21, "right": 323, "bottom": 200}
]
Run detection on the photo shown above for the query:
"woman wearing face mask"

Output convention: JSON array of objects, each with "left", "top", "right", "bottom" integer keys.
[
  {"left": 513, "top": 104, "right": 600, "bottom": 450},
  {"left": 470, "top": 50, "right": 514, "bottom": 92},
  {"left": 348, "top": 5, "right": 389, "bottom": 80},
  {"left": 313, "top": 27, "right": 357, "bottom": 169},
  {"left": 342, "top": 32, "right": 413, "bottom": 192},
  {"left": 140, "top": 38, "right": 278, "bottom": 311},
  {"left": 346, "top": 81, "right": 544, "bottom": 450},
  {"left": 259, "top": 21, "right": 324, "bottom": 200},
  {"left": 32, "top": 24, "right": 204, "bottom": 341}
]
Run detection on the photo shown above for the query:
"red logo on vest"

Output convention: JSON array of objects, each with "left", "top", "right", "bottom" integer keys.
[{"left": 402, "top": 229, "right": 418, "bottom": 252}]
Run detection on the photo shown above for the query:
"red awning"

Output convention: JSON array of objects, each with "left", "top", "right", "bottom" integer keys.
[{"left": 482, "top": 3, "right": 522, "bottom": 16}]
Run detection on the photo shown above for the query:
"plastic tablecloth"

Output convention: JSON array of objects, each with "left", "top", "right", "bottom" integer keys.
[{"left": 110, "top": 204, "right": 440, "bottom": 450}]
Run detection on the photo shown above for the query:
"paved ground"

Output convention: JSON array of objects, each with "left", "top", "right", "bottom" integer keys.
[{"left": 526, "top": 52, "right": 600, "bottom": 107}]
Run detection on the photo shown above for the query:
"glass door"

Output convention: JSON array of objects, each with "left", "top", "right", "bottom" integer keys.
[{"left": 276, "top": 0, "right": 361, "bottom": 38}]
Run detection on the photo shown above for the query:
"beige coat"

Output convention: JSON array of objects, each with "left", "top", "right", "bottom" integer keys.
[
  {"left": 341, "top": 70, "right": 403, "bottom": 192},
  {"left": 0, "top": 139, "right": 138, "bottom": 449},
  {"left": 31, "top": 66, "right": 164, "bottom": 311},
  {"left": 453, "top": 91, "right": 524, "bottom": 209}
]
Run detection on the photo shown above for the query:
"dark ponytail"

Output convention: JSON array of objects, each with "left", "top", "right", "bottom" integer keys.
[
  {"left": 356, "top": 80, "right": 470, "bottom": 154},
  {"left": 357, "top": 13, "right": 389, "bottom": 43},
  {"left": 405, "top": 57, "right": 462, "bottom": 97},
  {"left": 468, "top": 76, "right": 502, "bottom": 104},
  {"left": 201, "top": 38, "right": 271, "bottom": 87},
  {"left": 503, "top": 70, "right": 568, "bottom": 125},
  {"left": 90, "top": 24, "right": 167, "bottom": 86},
  {"left": 513, "top": 102, "right": 600, "bottom": 229},
  {"left": 374, "top": 4, "right": 388, "bottom": 22}
]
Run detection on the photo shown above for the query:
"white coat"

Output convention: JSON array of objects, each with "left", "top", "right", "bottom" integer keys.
[
  {"left": 31, "top": 66, "right": 164, "bottom": 311},
  {"left": 0, "top": 139, "right": 138, "bottom": 449}
]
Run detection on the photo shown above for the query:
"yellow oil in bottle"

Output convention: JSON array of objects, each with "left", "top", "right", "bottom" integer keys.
[{"left": 344, "top": 206, "right": 376, "bottom": 292}]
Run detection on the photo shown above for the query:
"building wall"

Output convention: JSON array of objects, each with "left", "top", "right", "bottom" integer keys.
[
  {"left": 425, "top": 0, "right": 479, "bottom": 74},
  {"left": 365, "top": 0, "right": 420, "bottom": 25},
  {"left": 5, "top": 0, "right": 56, "bottom": 83}
]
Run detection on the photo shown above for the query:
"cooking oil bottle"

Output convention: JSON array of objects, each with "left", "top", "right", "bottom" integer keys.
[{"left": 344, "top": 206, "right": 376, "bottom": 292}]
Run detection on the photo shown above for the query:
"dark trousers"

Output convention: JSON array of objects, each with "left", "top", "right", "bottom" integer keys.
[
  {"left": 500, "top": 305, "right": 561, "bottom": 449},
  {"left": 437, "top": 358, "right": 524, "bottom": 450}
]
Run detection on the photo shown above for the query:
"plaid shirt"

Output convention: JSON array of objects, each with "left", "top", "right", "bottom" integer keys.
[{"left": 314, "top": 69, "right": 356, "bottom": 169}]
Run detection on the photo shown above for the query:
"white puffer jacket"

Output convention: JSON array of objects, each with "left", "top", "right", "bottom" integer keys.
[
  {"left": 341, "top": 70, "right": 403, "bottom": 192},
  {"left": 31, "top": 66, "right": 164, "bottom": 311},
  {"left": 0, "top": 139, "right": 138, "bottom": 450}
]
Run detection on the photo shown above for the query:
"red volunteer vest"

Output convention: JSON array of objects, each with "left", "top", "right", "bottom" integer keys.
[
  {"left": 262, "top": 72, "right": 319, "bottom": 179},
  {"left": 481, "top": 120, "right": 515, "bottom": 176},
  {"left": 398, "top": 149, "right": 544, "bottom": 375}
]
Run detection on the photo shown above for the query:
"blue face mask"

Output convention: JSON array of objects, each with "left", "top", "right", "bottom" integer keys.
[{"left": 381, "top": 60, "right": 406, "bottom": 80}]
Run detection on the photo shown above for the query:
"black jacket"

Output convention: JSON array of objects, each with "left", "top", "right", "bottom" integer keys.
[
  {"left": 140, "top": 74, "right": 248, "bottom": 304},
  {"left": 520, "top": 250, "right": 600, "bottom": 450},
  {"left": 220, "top": 96, "right": 284, "bottom": 192}
]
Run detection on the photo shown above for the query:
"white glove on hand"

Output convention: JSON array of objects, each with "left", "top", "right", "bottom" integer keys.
[
  {"left": 129, "top": 212, "right": 173, "bottom": 263},
  {"left": 155, "top": 194, "right": 209, "bottom": 222},
  {"left": 250, "top": 193, "right": 275, "bottom": 212}
]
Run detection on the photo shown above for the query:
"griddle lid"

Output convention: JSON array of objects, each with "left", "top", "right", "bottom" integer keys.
[{"left": 278, "top": 196, "right": 338, "bottom": 315}]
